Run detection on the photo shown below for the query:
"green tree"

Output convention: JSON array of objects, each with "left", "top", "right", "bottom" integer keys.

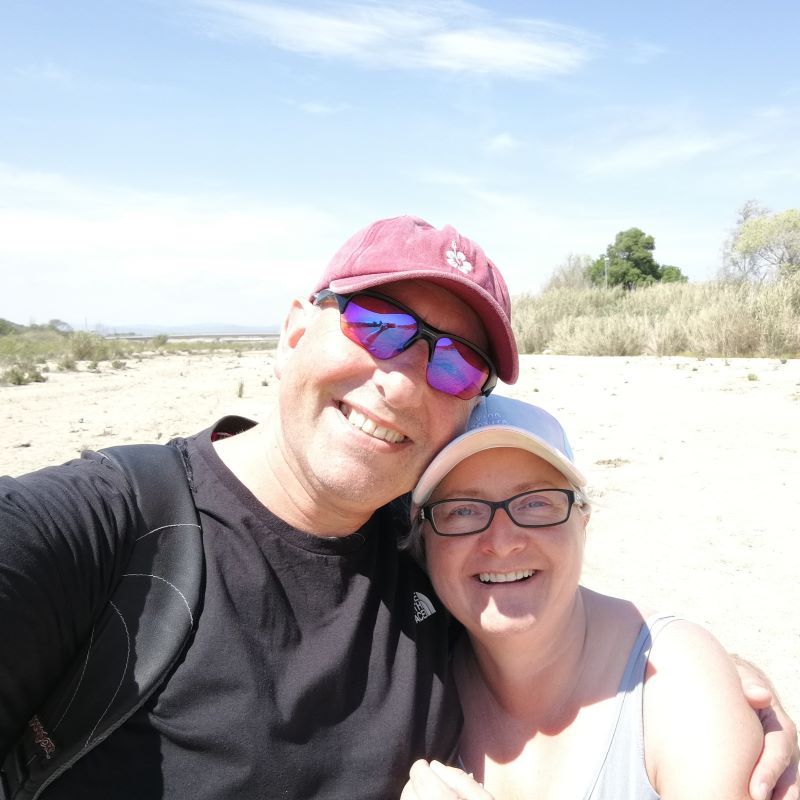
[
  {"left": 47, "top": 319, "right": 73, "bottom": 334},
  {"left": 660, "top": 265, "right": 688, "bottom": 283},
  {"left": 736, "top": 208, "right": 800, "bottom": 280},
  {"left": 719, "top": 200, "right": 770, "bottom": 283},
  {"left": 586, "top": 228, "right": 686, "bottom": 289}
]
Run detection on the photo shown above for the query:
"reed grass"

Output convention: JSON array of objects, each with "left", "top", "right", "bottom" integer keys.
[{"left": 512, "top": 275, "right": 800, "bottom": 357}]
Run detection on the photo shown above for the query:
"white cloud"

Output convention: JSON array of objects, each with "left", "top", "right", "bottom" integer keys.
[
  {"left": 299, "top": 102, "right": 335, "bottom": 114},
  {"left": 625, "top": 41, "right": 668, "bottom": 65},
  {"left": 191, "top": 0, "right": 596, "bottom": 78},
  {"left": 752, "top": 105, "right": 790, "bottom": 122},
  {"left": 423, "top": 22, "right": 589, "bottom": 76},
  {"left": 418, "top": 169, "right": 477, "bottom": 190},
  {"left": 486, "top": 132, "right": 518, "bottom": 153},
  {"left": 294, "top": 100, "right": 348, "bottom": 115},
  {"left": 0, "top": 164, "right": 343, "bottom": 328},
  {"left": 13, "top": 60, "right": 73, "bottom": 84},
  {"left": 584, "top": 132, "right": 735, "bottom": 175}
]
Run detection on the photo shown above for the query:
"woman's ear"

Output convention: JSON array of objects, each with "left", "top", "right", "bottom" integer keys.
[{"left": 274, "top": 297, "right": 314, "bottom": 379}]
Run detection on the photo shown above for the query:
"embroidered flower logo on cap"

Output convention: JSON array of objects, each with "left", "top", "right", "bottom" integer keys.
[{"left": 445, "top": 239, "right": 473, "bottom": 274}]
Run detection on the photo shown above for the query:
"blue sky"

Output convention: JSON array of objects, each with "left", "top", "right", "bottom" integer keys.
[{"left": 1, "top": 0, "right": 798, "bottom": 330}]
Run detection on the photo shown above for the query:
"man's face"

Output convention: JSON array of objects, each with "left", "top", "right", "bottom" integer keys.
[{"left": 273, "top": 279, "right": 490, "bottom": 525}]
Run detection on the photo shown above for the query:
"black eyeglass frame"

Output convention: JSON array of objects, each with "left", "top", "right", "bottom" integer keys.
[
  {"left": 314, "top": 288, "right": 498, "bottom": 398},
  {"left": 419, "top": 488, "right": 582, "bottom": 536}
]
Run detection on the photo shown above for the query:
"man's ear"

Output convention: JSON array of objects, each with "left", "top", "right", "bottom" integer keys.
[{"left": 275, "top": 297, "right": 314, "bottom": 379}]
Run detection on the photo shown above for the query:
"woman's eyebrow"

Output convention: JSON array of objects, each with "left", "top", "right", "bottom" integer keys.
[{"left": 434, "top": 479, "right": 563, "bottom": 500}]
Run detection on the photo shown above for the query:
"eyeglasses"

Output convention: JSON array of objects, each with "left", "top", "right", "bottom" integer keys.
[
  {"left": 420, "top": 489, "right": 581, "bottom": 536},
  {"left": 314, "top": 289, "right": 497, "bottom": 399}
]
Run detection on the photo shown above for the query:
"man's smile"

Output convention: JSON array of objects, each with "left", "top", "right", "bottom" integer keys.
[{"left": 339, "top": 403, "right": 407, "bottom": 444}]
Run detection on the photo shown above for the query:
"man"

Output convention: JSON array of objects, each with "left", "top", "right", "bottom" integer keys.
[{"left": 1, "top": 216, "right": 797, "bottom": 799}]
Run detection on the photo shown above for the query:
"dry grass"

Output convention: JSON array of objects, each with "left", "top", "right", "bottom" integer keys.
[
  {"left": 512, "top": 275, "right": 800, "bottom": 357},
  {"left": 0, "top": 326, "right": 277, "bottom": 385}
]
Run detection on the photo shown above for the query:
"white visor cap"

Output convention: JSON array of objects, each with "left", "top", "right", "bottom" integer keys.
[{"left": 412, "top": 394, "right": 587, "bottom": 509}]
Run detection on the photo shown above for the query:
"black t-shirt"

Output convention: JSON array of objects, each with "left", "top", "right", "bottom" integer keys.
[{"left": 0, "top": 422, "right": 461, "bottom": 798}]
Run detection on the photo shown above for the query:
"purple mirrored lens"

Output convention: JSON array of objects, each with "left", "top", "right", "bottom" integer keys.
[
  {"left": 427, "top": 339, "right": 489, "bottom": 400},
  {"left": 341, "top": 296, "right": 417, "bottom": 358}
]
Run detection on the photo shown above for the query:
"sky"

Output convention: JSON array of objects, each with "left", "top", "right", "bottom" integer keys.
[{"left": 1, "top": 0, "right": 798, "bottom": 331}]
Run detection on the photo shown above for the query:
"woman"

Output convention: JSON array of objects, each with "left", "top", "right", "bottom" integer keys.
[{"left": 401, "top": 394, "right": 763, "bottom": 800}]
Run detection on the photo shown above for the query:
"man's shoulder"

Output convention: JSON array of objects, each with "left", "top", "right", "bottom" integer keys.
[{"left": 2, "top": 448, "right": 133, "bottom": 506}]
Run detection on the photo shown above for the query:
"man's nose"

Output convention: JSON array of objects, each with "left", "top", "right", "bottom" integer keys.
[{"left": 371, "top": 339, "right": 431, "bottom": 406}]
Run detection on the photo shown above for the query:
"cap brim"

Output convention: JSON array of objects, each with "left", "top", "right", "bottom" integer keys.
[{"left": 411, "top": 425, "right": 587, "bottom": 508}]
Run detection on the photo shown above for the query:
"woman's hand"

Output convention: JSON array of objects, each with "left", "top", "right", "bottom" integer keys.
[
  {"left": 735, "top": 659, "right": 799, "bottom": 800},
  {"left": 400, "top": 760, "right": 495, "bottom": 800}
]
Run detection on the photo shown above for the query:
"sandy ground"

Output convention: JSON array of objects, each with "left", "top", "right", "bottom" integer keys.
[{"left": 2, "top": 351, "right": 799, "bottom": 722}]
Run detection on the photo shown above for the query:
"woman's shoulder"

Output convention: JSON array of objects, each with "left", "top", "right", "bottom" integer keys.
[
  {"left": 642, "top": 618, "right": 762, "bottom": 799},
  {"left": 580, "top": 586, "right": 650, "bottom": 643}
]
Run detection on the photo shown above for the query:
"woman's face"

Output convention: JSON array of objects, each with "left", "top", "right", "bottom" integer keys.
[{"left": 423, "top": 447, "right": 587, "bottom": 642}]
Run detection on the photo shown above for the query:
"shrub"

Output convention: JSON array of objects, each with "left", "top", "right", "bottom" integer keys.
[
  {"left": 1, "top": 362, "right": 47, "bottom": 385},
  {"left": 1, "top": 366, "right": 27, "bottom": 385},
  {"left": 70, "top": 331, "right": 110, "bottom": 362}
]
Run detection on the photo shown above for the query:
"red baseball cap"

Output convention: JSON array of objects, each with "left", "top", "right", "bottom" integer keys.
[{"left": 311, "top": 215, "right": 518, "bottom": 384}]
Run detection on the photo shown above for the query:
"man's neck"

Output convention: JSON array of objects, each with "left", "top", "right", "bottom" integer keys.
[{"left": 213, "top": 423, "right": 376, "bottom": 536}]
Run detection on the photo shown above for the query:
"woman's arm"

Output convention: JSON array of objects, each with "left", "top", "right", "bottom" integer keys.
[{"left": 644, "top": 620, "right": 763, "bottom": 800}]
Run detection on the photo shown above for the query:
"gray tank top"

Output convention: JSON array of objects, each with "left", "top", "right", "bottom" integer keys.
[
  {"left": 457, "top": 614, "right": 677, "bottom": 798},
  {"left": 583, "top": 613, "right": 678, "bottom": 800}
]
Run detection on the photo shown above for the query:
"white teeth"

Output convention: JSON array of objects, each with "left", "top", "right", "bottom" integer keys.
[
  {"left": 478, "top": 570, "right": 536, "bottom": 584},
  {"left": 343, "top": 406, "right": 406, "bottom": 444}
]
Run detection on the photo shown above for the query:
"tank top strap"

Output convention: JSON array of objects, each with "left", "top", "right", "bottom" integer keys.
[
  {"left": 582, "top": 613, "right": 680, "bottom": 800},
  {"left": 618, "top": 613, "right": 680, "bottom": 692}
]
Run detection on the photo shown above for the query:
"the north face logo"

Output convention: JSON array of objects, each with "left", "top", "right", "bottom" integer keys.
[{"left": 413, "top": 592, "right": 436, "bottom": 623}]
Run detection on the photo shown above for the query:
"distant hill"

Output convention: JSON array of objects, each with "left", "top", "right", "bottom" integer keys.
[
  {"left": 0, "top": 320, "right": 280, "bottom": 337},
  {"left": 0, "top": 318, "right": 25, "bottom": 336},
  {"left": 95, "top": 322, "right": 280, "bottom": 336}
]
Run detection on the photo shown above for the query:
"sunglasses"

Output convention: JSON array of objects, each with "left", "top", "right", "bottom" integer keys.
[{"left": 314, "top": 289, "right": 497, "bottom": 399}]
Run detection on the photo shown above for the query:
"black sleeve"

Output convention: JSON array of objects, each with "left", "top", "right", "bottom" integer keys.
[{"left": 0, "top": 455, "right": 140, "bottom": 757}]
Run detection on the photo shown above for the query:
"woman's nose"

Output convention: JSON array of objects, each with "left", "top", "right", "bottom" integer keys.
[{"left": 480, "top": 508, "right": 527, "bottom": 555}]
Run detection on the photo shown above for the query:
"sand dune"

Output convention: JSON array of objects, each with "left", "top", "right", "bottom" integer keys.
[{"left": 2, "top": 351, "right": 798, "bottom": 721}]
